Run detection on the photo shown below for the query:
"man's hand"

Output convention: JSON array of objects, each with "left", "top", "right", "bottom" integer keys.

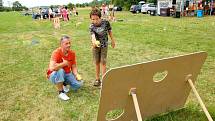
[
  {"left": 49, "top": 59, "right": 68, "bottom": 71},
  {"left": 76, "top": 73, "right": 82, "bottom": 81},
  {"left": 62, "top": 59, "right": 69, "bottom": 66}
]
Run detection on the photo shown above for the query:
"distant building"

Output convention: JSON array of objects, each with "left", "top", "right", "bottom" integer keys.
[{"left": 0, "top": 0, "right": 3, "bottom": 7}]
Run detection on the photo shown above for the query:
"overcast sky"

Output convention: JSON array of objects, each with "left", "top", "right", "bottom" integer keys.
[{"left": 3, "top": 0, "right": 93, "bottom": 7}]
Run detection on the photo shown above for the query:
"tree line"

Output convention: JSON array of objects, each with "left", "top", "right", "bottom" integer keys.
[
  {"left": 0, "top": 1, "right": 28, "bottom": 12},
  {"left": 0, "top": 0, "right": 156, "bottom": 12}
]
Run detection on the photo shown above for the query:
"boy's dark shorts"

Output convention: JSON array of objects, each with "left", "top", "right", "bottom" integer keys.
[{"left": 92, "top": 47, "right": 108, "bottom": 64}]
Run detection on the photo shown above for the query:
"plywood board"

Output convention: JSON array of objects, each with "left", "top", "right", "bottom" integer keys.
[{"left": 97, "top": 52, "right": 207, "bottom": 121}]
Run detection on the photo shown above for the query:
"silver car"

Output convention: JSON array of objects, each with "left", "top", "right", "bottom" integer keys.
[{"left": 141, "top": 3, "right": 156, "bottom": 14}]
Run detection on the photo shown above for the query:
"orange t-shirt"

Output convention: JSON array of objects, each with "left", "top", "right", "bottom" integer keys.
[{"left": 47, "top": 47, "right": 76, "bottom": 78}]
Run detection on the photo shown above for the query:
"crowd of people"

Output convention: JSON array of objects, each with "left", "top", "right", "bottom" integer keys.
[
  {"left": 172, "top": 0, "right": 215, "bottom": 17},
  {"left": 37, "top": 5, "right": 78, "bottom": 21},
  {"left": 91, "top": 3, "right": 116, "bottom": 21}
]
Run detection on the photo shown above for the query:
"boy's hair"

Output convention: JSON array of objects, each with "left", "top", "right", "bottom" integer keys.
[{"left": 90, "top": 8, "right": 101, "bottom": 18}]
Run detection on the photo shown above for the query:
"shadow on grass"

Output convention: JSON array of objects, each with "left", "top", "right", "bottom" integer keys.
[{"left": 145, "top": 107, "right": 208, "bottom": 121}]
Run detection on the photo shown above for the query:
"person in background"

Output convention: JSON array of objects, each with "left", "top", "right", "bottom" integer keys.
[
  {"left": 62, "top": 6, "right": 68, "bottom": 21},
  {"left": 65, "top": 6, "right": 69, "bottom": 21},
  {"left": 48, "top": 7, "right": 53, "bottom": 20}
]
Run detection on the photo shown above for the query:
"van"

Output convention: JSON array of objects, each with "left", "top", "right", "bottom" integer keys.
[{"left": 141, "top": 3, "right": 156, "bottom": 14}]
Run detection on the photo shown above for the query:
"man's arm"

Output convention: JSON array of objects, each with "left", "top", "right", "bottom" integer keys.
[
  {"left": 49, "top": 59, "right": 69, "bottom": 71},
  {"left": 71, "top": 64, "right": 78, "bottom": 77},
  {"left": 72, "top": 64, "right": 82, "bottom": 80}
]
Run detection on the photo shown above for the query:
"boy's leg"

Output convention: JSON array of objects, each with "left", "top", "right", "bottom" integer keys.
[
  {"left": 101, "top": 47, "right": 108, "bottom": 78},
  {"left": 96, "top": 62, "right": 100, "bottom": 80},
  {"left": 94, "top": 62, "right": 101, "bottom": 86},
  {"left": 92, "top": 47, "right": 102, "bottom": 86},
  {"left": 64, "top": 73, "right": 83, "bottom": 91},
  {"left": 93, "top": 47, "right": 101, "bottom": 80},
  {"left": 101, "top": 63, "right": 106, "bottom": 78}
]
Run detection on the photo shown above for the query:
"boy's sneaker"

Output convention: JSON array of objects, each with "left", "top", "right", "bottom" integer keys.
[
  {"left": 63, "top": 85, "right": 70, "bottom": 93},
  {"left": 58, "top": 92, "right": 70, "bottom": 101},
  {"left": 93, "top": 80, "right": 101, "bottom": 87}
]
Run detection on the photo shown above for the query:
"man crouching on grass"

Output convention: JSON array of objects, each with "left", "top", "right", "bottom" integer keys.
[{"left": 46, "top": 35, "right": 83, "bottom": 101}]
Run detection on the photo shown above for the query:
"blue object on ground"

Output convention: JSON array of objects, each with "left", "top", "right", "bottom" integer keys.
[
  {"left": 31, "top": 39, "right": 40, "bottom": 45},
  {"left": 197, "top": 10, "right": 203, "bottom": 18}
]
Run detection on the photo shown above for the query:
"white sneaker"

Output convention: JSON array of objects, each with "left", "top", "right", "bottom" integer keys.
[
  {"left": 63, "top": 85, "right": 70, "bottom": 93},
  {"left": 58, "top": 92, "right": 70, "bottom": 101}
]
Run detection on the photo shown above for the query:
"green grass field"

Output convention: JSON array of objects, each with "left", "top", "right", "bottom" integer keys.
[{"left": 0, "top": 8, "right": 215, "bottom": 121}]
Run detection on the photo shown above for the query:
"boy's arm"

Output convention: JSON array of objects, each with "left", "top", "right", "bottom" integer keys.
[
  {"left": 90, "top": 24, "right": 97, "bottom": 48},
  {"left": 91, "top": 34, "right": 97, "bottom": 48},
  {"left": 108, "top": 31, "right": 116, "bottom": 48}
]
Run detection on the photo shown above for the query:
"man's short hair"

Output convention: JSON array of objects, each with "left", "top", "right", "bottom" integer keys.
[
  {"left": 60, "top": 35, "right": 70, "bottom": 43},
  {"left": 90, "top": 8, "right": 101, "bottom": 18}
]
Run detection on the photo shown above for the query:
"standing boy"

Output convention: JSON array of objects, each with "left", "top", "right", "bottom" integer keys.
[{"left": 89, "top": 9, "right": 116, "bottom": 87}]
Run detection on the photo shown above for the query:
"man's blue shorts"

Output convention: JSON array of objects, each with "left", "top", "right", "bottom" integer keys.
[{"left": 49, "top": 69, "right": 83, "bottom": 90}]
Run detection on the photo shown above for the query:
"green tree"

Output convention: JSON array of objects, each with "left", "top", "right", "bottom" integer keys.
[
  {"left": 147, "top": 0, "right": 157, "bottom": 4},
  {"left": 67, "top": 3, "right": 75, "bottom": 9},
  {"left": 91, "top": 0, "right": 99, "bottom": 6},
  {"left": 81, "top": 2, "right": 90, "bottom": 7},
  {"left": 12, "top": 1, "right": 22, "bottom": 8},
  {"left": 0, "top": 7, "right": 12, "bottom": 12},
  {"left": 12, "top": 1, "right": 24, "bottom": 11},
  {"left": 99, "top": 0, "right": 111, "bottom": 5},
  {"left": 50, "top": 5, "right": 59, "bottom": 8},
  {"left": 76, "top": 3, "right": 80, "bottom": 7},
  {"left": 112, "top": 0, "right": 158, "bottom": 10}
]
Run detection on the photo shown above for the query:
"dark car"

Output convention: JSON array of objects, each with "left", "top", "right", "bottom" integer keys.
[
  {"left": 113, "top": 6, "right": 122, "bottom": 11},
  {"left": 41, "top": 8, "right": 49, "bottom": 19},
  {"left": 32, "top": 13, "right": 40, "bottom": 19},
  {"left": 130, "top": 5, "right": 141, "bottom": 13}
]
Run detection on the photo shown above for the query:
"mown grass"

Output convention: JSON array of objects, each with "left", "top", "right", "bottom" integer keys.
[{"left": 0, "top": 9, "right": 214, "bottom": 121}]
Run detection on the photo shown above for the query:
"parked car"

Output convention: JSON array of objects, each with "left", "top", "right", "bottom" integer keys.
[
  {"left": 113, "top": 6, "right": 122, "bottom": 11},
  {"left": 141, "top": 3, "right": 156, "bottom": 14},
  {"left": 32, "top": 8, "right": 53, "bottom": 19},
  {"left": 130, "top": 5, "right": 142, "bottom": 13},
  {"left": 21, "top": 10, "right": 33, "bottom": 16},
  {"left": 130, "top": 1, "right": 146, "bottom": 13},
  {"left": 41, "top": 8, "right": 49, "bottom": 19},
  {"left": 32, "top": 13, "right": 41, "bottom": 19}
]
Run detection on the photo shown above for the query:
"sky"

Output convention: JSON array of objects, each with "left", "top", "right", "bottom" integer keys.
[{"left": 3, "top": 0, "right": 93, "bottom": 7}]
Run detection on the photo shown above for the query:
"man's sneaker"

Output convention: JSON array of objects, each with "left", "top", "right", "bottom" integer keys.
[
  {"left": 93, "top": 80, "right": 101, "bottom": 87},
  {"left": 58, "top": 92, "right": 70, "bottom": 101},
  {"left": 63, "top": 85, "right": 70, "bottom": 93}
]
